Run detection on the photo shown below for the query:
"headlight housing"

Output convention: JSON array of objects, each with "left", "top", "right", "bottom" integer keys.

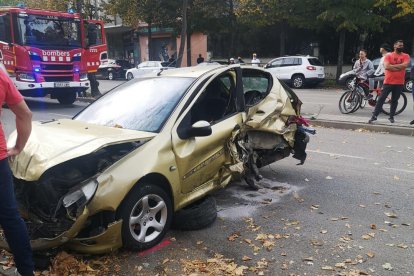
[
  {"left": 16, "top": 72, "right": 35, "bottom": 82},
  {"left": 63, "top": 179, "right": 98, "bottom": 213}
]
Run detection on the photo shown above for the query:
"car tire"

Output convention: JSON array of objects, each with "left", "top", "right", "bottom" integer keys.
[
  {"left": 117, "top": 183, "right": 172, "bottom": 251},
  {"left": 291, "top": 74, "right": 305, "bottom": 89},
  {"left": 127, "top": 72, "right": 134, "bottom": 81},
  {"left": 108, "top": 71, "right": 114, "bottom": 80},
  {"left": 171, "top": 196, "right": 217, "bottom": 231},
  {"left": 404, "top": 79, "right": 412, "bottom": 92},
  {"left": 56, "top": 93, "right": 76, "bottom": 105}
]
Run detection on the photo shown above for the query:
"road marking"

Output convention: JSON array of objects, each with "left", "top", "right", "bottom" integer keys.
[
  {"left": 48, "top": 113, "right": 72, "bottom": 118},
  {"left": 308, "top": 150, "right": 368, "bottom": 160},
  {"left": 385, "top": 167, "right": 414, "bottom": 174}
]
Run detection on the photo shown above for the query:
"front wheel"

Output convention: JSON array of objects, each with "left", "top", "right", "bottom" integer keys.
[
  {"left": 381, "top": 92, "right": 407, "bottom": 116},
  {"left": 56, "top": 93, "right": 76, "bottom": 105},
  {"left": 127, "top": 72, "right": 134, "bottom": 81},
  {"left": 291, "top": 75, "right": 305, "bottom": 88},
  {"left": 117, "top": 184, "right": 172, "bottom": 251},
  {"left": 338, "top": 90, "right": 361, "bottom": 114}
]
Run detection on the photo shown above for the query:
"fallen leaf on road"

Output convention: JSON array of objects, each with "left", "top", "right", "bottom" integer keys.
[
  {"left": 366, "top": 252, "right": 375, "bottom": 258},
  {"left": 242, "top": 256, "right": 252, "bottom": 261},
  {"left": 320, "top": 230, "right": 328, "bottom": 234},
  {"left": 370, "top": 224, "right": 377, "bottom": 230},
  {"left": 326, "top": 176, "right": 333, "bottom": 180},
  {"left": 196, "top": 241, "right": 204, "bottom": 245},
  {"left": 331, "top": 217, "right": 339, "bottom": 221},
  {"left": 302, "top": 257, "right": 314, "bottom": 262},
  {"left": 228, "top": 232, "right": 240, "bottom": 241},
  {"left": 335, "top": 262, "right": 346, "bottom": 269},
  {"left": 382, "top": 263, "right": 393, "bottom": 271},
  {"left": 393, "top": 175, "right": 400, "bottom": 180},
  {"left": 310, "top": 240, "right": 324, "bottom": 246},
  {"left": 321, "top": 266, "right": 334, "bottom": 270},
  {"left": 384, "top": 212, "right": 398, "bottom": 218},
  {"left": 402, "top": 223, "right": 410, "bottom": 226},
  {"left": 397, "top": 244, "right": 408, "bottom": 249},
  {"left": 162, "top": 258, "right": 170, "bottom": 264},
  {"left": 305, "top": 178, "right": 310, "bottom": 182},
  {"left": 311, "top": 204, "right": 319, "bottom": 210},
  {"left": 359, "top": 204, "right": 366, "bottom": 208}
]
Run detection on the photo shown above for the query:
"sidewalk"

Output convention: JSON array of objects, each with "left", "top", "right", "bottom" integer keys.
[{"left": 307, "top": 113, "right": 414, "bottom": 136}]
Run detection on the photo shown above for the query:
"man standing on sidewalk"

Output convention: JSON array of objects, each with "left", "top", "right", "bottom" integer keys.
[
  {"left": 369, "top": 40, "right": 410, "bottom": 124},
  {"left": 0, "top": 67, "right": 34, "bottom": 275}
]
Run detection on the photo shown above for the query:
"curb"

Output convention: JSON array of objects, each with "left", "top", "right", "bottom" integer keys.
[
  {"left": 76, "top": 97, "right": 95, "bottom": 104},
  {"left": 310, "top": 119, "right": 414, "bottom": 136}
]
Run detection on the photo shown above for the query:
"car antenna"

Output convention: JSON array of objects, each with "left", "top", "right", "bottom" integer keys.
[{"left": 157, "top": 68, "right": 165, "bottom": 76}]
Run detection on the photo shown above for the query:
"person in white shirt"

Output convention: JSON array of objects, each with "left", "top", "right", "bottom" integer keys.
[
  {"left": 251, "top": 53, "right": 260, "bottom": 67},
  {"left": 369, "top": 44, "right": 391, "bottom": 91}
]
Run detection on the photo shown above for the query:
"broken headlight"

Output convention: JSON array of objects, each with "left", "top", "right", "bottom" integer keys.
[{"left": 63, "top": 179, "right": 98, "bottom": 211}]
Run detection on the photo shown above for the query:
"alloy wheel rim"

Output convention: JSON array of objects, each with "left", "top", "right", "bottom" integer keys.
[
  {"left": 129, "top": 194, "right": 167, "bottom": 243},
  {"left": 294, "top": 77, "right": 303, "bottom": 88}
]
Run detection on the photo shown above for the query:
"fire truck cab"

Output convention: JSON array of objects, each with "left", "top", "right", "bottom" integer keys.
[{"left": 0, "top": 6, "right": 106, "bottom": 104}]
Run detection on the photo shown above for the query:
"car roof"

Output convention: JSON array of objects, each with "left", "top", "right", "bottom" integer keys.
[{"left": 156, "top": 64, "right": 227, "bottom": 78}]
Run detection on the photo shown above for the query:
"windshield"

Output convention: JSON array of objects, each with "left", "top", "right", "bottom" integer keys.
[
  {"left": 17, "top": 14, "right": 81, "bottom": 48},
  {"left": 74, "top": 77, "right": 194, "bottom": 132}
]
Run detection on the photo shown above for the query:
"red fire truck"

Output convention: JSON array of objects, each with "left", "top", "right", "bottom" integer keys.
[{"left": 0, "top": 6, "right": 107, "bottom": 104}]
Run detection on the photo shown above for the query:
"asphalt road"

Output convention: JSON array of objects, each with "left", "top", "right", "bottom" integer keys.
[
  {"left": 115, "top": 127, "right": 414, "bottom": 275},
  {"left": 1, "top": 81, "right": 413, "bottom": 275}
]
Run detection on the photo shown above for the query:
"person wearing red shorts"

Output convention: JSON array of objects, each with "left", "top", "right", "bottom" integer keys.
[
  {"left": 369, "top": 40, "right": 410, "bottom": 124},
  {"left": 0, "top": 67, "right": 34, "bottom": 275}
]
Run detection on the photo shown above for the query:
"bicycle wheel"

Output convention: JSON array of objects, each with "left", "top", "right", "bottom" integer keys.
[
  {"left": 381, "top": 92, "right": 407, "bottom": 116},
  {"left": 339, "top": 90, "right": 361, "bottom": 114}
]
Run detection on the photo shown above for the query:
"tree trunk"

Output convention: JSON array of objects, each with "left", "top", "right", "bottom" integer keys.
[
  {"left": 280, "top": 22, "right": 286, "bottom": 56},
  {"left": 336, "top": 29, "right": 346, "bottom": 81},
  {"left": 147, "top": 22, "right": 152, "bottom": 61},
  {"left": 177, "top": 0, "right": 188, "bottom": 68},
  {"left": 229, "top": 0, "right": 235, "bottom": 56},
  {"left": 187, "top": 31, "right": 191, "bottom": 66},
  {"left": 76, "top": 0, "right": 83, "bottom": 18}
]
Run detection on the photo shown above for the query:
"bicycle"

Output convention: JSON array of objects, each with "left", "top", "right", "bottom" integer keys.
[{"left": 338, "top": 77, "right": 407, "bottom": 115}]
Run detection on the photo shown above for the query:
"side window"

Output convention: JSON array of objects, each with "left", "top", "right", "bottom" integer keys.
[
  {"left": 270, "top": 59, "right": 283, "bottom": 68},
  {"left": 0, "top": 14, "right": 12, "bottom": 43},
  {"left": 189, "top": 71, "right": 237, "bottom": 125},
  {"left": 282, "top": 58, "right": 295, "bottom": 67},
  {"left": 85, "top": 22, "right": 103, "bottom": 47},
  {"left": 295, "top": 58, "right": 302, "bottom": 65},
  {"left": 242, "top": 69, "right": 271, "bottom": 106}
]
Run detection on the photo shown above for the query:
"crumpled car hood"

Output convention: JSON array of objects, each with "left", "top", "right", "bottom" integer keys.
[{"left": 8, "top": 119, "right": 155, "bottom": 181}]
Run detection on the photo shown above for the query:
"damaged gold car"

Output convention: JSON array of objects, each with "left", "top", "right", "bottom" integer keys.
[{"left": 1, "top": 65, "right": 312, "bottom": 254}]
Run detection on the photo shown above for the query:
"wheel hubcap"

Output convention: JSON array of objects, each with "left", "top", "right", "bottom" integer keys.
[
  {"left": 129, "top": 194, "right": 167, "bottom": 243},
  {"left": 294, "top": 78, "right": 302, "bottom": 87}
]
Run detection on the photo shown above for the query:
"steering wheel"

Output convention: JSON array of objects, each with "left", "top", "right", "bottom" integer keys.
[{"left": 244, "top": 90, "right": 263, "bottom": 106}]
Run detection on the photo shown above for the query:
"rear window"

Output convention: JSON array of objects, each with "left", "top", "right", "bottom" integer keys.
[{"left": 308, "top": 58, "right": 322, "bottom": 66}]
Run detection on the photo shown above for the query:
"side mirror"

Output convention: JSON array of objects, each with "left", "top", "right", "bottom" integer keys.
[
  {"left": 264, "top": 64, "right": 269, "bottom": 69},
  {"left": 182, "top": 121, "right": 212, "bottom": 139}
]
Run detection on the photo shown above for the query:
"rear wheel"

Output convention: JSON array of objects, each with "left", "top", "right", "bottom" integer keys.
[
  {"left": 291, "top": 74, "right": 305, "bottom": 88},
  {"left": 381, "top": 92, "right": 407, "bottom": 116},
  {"left": 127, "top": 72, "right": 134, "bottom": 81},
  {"left": 404, "top": 79, "right": 413, "bottom": 92},
  {"left": 117, "top": 184, "right": 172, "bottom": 251},
  {"left": 107, "top": 71, "right": 114, "bottom": 80},
  {"left": 56, "top": 93, "right": 76, "bottom": 105}
]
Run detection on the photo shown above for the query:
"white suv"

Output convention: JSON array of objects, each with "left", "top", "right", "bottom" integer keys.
[{"left": 264, "top": 56, "right": 325, "bottom": 88}]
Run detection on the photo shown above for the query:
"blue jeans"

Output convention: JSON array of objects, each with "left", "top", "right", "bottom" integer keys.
[{"left": 0, "top": 158, "right": 34, "bottom": 276}]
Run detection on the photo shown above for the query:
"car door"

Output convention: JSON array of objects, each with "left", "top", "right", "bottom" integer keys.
[
  {"left": 171, "top": 67, "right": 244, "bottom": 194},
  {"left": 84, "top": 20, "right": 107, "bottom": 73},
  {"left": 280, "top": 57, "right": 300, "bottom": 80},
  {"left": 265, "top": 58, "right": 283, "bottom": 78}
]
